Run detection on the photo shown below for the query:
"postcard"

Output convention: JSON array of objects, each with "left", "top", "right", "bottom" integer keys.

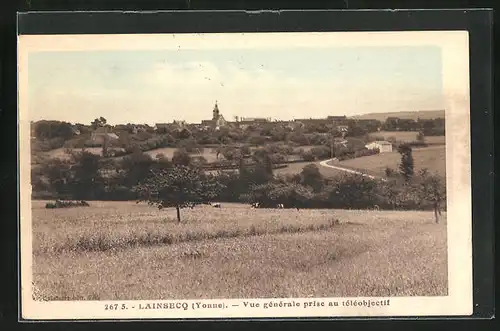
[{"left": 18, "top": 30, "right": 472, "bottom": 320}]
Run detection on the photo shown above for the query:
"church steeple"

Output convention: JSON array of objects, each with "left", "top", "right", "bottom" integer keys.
[{"left": 212, "top": 100, "right": 220, "bottom": 120}]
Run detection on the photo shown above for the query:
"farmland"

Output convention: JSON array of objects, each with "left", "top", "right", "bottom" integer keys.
[
  {"left": 274, "top": 161, "right": 343, "bottom": 178},
  {"left": 144, "top": 147, "right": 220, "bottom": 162},
  {"left": 369, "top": 131, "right": 446, "bottom": 145},
  {"left": 334, "top": 146, "right": 446, "bottom": 178},
  {"left": 32, "top": 201, "right": 447, "bottom": 301}
]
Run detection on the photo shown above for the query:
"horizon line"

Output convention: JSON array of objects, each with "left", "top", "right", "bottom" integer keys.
[{"left": 29, "top": 108, "right": 446, "bottom": 126}]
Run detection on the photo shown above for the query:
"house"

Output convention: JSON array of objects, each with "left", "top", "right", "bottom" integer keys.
[
  {"left": 71, "top": 127, "right": 81, "bottom": 135},
  {"left": 336, "top": 125, "right": 349, "bottom": 132},
  {"left": 90, "top": 127, "right": 119, "bottom": 144},
  {"left": 365, "top": 141, "right": 393, "bottom": 153},
  {"left": 154, "top": 123, "right": 170, "bottom": 133},
  {"left": 237, "top": 117, "right": 270, "bottom": 129},
  {"left": 293, "top": 118, "right": 330, "bottom": 126},
  {"left": 239, "top": 117, "right": 270, "bottom": 123}
]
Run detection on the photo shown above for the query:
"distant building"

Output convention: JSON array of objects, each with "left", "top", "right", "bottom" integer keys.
[
  {"left": 337, "top": 125, "right": 349, "bottom": 132},
  {"left": 172, "top": 120, "right": 187, "bottom": 130},
  {"left": 154, "top": 123, "right": 170, "bottom": 132},
  {"left": 239, "top": 117, "right": 270, "bottom": 123},
  {"left": 201, "top": 101, "right": 228, "bottom": 130},
  {"left": 365, "top": 141, "right": 393, "bottom": 153},
  {"left": 71, "top": 127, "right": 81, "bottom": 136},
  {"left": 327, "top": 115, "right": 349, "bottom": 126},
  {"left": 293, "top": 118, "right": 330, "bottom": 126},
  {"left": 90, "top": 127, "right": 119, "bottom": 144}
]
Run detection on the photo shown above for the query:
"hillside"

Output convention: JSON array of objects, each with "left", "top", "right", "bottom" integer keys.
[{"left": 351, "top": 110, "right": 445, "bottom": 122}]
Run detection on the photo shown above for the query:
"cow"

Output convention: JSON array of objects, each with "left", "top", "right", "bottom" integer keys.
[
  {"left": 211, "top": 203, "right": 222, "bottom": 208},
  {"left": 373, "top": 204, "right": 380, "bottom": 211},
  {"left": 251, "top": 202, "right": 260, "bottom": 208},
  {"left": 276, "top": 204, "right": 284, "bottom": 209}
]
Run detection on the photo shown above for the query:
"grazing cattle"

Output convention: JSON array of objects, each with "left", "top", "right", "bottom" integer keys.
[
  {"left": 276, "top": 204, "right": 284, "bottom": 209},
  {"left": 211, "top": 203, "right": 221, "bottom": 208},
  {"left": 251, "top": 202, "right": 260, "bottom": 208}
]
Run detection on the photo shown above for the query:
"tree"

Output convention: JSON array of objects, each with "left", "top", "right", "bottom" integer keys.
[
  {"left": 102, "top": 134, "right": 110, "bottom": 157},
  {"left": 41, "top": 158, "right": 73, "bottom": 198},
  {"left": 252, "top": 149, "right": 274, "bottom": 177},
  {"left": 68, "top": 150, "right": 104, "bottom": 200},
  {"left": 300, "top": 164, "right": 324, "bottom": 192},
  {"left": 119, "top": 149, "right": 156, "bottom": 188},
  {"left": 248, "top": 182, "right": 314, "bottom": 209},
  {"left": 398, "top": 144, "right": 414, "bottom": 181},
  {"left": 154, "top": 153, "right": 174, "bottom": 170},
  {"left": 172, "top": 148, "right": 192, "bottom": 166},
  {"left": 135, "top": 166, "right": 225, "bottom": 222},
  {"left": 415, "top": 169, "right": 447, "bottom": 223},
  {"left": 91, "top": 117, "right": 107, "bottom": 129},
  {"left": 33, "top": 120, "right": 74, "bottom": 140}
]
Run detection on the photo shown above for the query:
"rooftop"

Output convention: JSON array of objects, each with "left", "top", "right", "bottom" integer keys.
[{"left": 370, "top": 141, "right": 392, "bottom": 145}]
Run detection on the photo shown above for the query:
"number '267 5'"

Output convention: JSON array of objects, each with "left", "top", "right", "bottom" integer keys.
[{"left": 104, "top": 304, "right": 127, "bottom": 310}]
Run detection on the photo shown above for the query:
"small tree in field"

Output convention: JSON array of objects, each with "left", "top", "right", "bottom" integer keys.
[
  {"left": 415, "top": 169, "right": 447, "bottom": 223},
  {"left": 134, "top": 166, "right": 225, "bottom": 222},
  {"left": 398, "top": 143, "right": 414, "bottom": 181}
]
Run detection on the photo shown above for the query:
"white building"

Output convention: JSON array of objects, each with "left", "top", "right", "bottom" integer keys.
[
  {"left": 365, "top": 141, "right": 393, "bottom": 153},
  {"left": 90, "top": 127, "right": 119, "bottom": 144}
]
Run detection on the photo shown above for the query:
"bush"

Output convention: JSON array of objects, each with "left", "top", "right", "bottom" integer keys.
[
  {"left": 45, "top": 200, "right": 90, "bottom": 209},
  {"left": 423, "top": 127, "right": 445, "bottom": 136},
  {"left": 33, "top": 137, "right": 66, "bottom": 152},
  {"left": 405, "top": 141, "right": 428, "bottom": 148},
  {"left": 301, "top": 151, "right": 316, "bottom": 162},
  {"left": 385, "top": 167, "right": 396, "bottom": 177},
  {"left": 353, "top": 147, "right": 379, "bottom": 158},
  {"left": 310, "top": 146, "right": 331, "bottom": 160}
]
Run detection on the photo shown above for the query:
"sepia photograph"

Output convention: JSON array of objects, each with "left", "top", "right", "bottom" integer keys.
[{"left": 18, "top": 30, "right": 473, "bottom": 319}]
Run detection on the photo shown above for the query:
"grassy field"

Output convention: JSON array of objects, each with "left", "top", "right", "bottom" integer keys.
[
  {"left": 336, "top": 146, "right": 446, "bottom": 178},
  {"left": 144, "top": 147, "right": 220, "bottom": 162},
  {"left": 42, "top": 147, "right": 106, "bottom": 160},
  {"left": 424, "top": 136, "right": 446, "bottom": 145},
  {"left": 369, "top": 131, "right": 445, "bottom": 145},
  {"left": 31, "top": 201, "right": 447, "bottom": 301},
  {"left": 274, "top": 161, "right": 343, "bottom": 178}
]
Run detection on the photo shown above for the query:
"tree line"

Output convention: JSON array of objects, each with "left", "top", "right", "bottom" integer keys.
[
  {"left": 30, "top": 116, "right": 445, "bottom": 155},
  {"left": 33, "top": 144, "right": 446, "bottom": 223}
]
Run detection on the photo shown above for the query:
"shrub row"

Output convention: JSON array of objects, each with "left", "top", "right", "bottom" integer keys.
[{"left": 45, "top": 200, "right": 90, "bottom": 209}]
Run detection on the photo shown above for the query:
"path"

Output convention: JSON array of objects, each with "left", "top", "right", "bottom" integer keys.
[{"left": 318, "top": 159, "right": 387, "bottom": 182}]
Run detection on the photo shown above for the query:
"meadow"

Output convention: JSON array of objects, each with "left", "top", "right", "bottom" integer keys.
[
  {"left": 274, "top": 161, "right": 343, "bottom": 178},
  {"left": 335, "top": 146, "right": 446, "bottom": 178},
  {"left": 369, "top": 131, "right": 446, "bottom": 146},
  {"left": 31, "top": 201, "right": 448, "bottom": 301},
  {"left": 42, "top": 147, "right": 107, "bottom": 160},
  {"left": 144, "top": 147, "right": 220, "bottom": 162}
]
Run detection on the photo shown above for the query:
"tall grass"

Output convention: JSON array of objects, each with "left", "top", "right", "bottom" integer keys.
[
  {"left": 32, "top": 201, "right": 343, "bottom": 255},
  {"left": 31, "top": 202, "right": 448, "bottom": 300},
  {"left": 39, "top": 218, "right": 340, "bottom": 254}
]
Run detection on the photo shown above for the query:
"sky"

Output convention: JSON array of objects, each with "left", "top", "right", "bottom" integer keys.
[{"left": 27, "top": 45, "right": 443, "bottom": 125}]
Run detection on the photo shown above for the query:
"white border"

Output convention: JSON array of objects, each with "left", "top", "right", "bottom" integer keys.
[{"left": 18, "top": 31, "right": 472, "bottom": 320}]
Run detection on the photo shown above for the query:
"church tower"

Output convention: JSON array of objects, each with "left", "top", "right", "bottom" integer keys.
[{"left": 212, "top": 100, "right": 220, "bottom": 121}]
